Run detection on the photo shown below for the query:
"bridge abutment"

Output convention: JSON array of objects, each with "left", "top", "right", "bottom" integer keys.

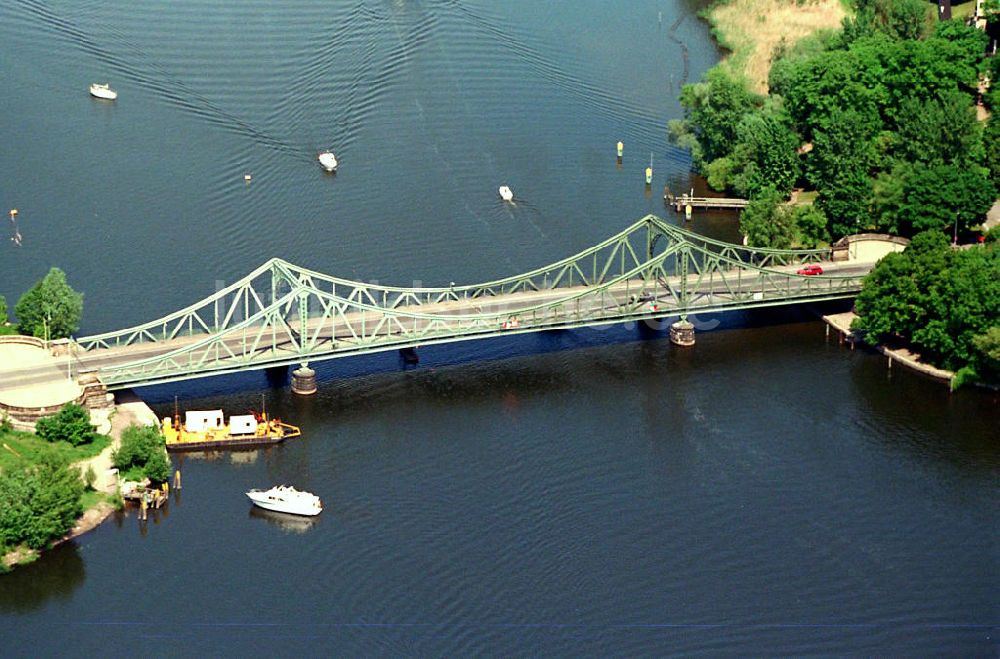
[
  {"left": 670, "top": 319, "right": 695, "bottom": 347},
  {"left": 291, "top": 365, "right": 317, "bottom": 395}
]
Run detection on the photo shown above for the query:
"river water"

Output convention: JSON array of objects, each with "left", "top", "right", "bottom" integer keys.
[{"left": 0, "top": 1, "right": 997, "bottom": 655}]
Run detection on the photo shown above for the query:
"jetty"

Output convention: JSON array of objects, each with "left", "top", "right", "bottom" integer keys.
[
  {"left": 665, "top": 190, "right": 749, "bottom": 212},
  {"left": 122, "top": 483, "right": 168, "bottom": 510}
]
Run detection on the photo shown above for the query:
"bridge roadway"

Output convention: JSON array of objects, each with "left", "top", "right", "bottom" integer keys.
[{"left": 35, "top": 259, "right": 874, "bottom": 389}]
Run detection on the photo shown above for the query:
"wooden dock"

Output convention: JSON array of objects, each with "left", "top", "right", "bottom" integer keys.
[
  {"left": 665, "top": 191, "right": 749, "bottom": 212},
  {"left": 122, "top": 484, "right": 167, "bottom": 509}
]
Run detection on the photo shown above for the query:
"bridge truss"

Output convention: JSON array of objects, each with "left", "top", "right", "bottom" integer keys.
[{"left": 75, "top": 215, "right": 863, "bottom": 388}]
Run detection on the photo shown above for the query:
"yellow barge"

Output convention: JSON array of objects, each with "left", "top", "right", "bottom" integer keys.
[{"left": 162, "top": 409, "right": 301, "bottom": 452}]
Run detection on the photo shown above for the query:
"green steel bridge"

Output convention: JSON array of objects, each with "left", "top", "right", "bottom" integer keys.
[{"left": 69, "top": 215, "right": 879, "bottom": 390}]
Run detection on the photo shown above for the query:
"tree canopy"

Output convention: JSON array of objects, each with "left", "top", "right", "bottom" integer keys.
[
  {"left": 112, "top": 424, "right": 171, "bottom": 483},
  {"left": 0, "top": 449, "right": 84, "bottom": 551},
  {"left": 739, "top": 188, "right": 829, "bottom": 248},
  {"left": 971, "top": 327, "right": 1000, "bottom": 381},
  {"left": 35, "top": 403, "right": 98, "bottom": 448},
  {"left": 843, "top": 0, "right": 931, "bottom": 42},
  {"left": 740, "top": 187, "right": 792, "bottom": 249},
  {"left": 677, "top": 67, "right": 762, "bottom": 168},
  {"left": 873, "top": 164, "right": 995, "bottom": 236},
  {"left": 14, "top": 268, "right": 83, "bottom": 340},
  {"left": 853, "top": 235, "right": 1000, "bottom": 374},
  {"left": 672, "top": 9, "right": 997, "bottom": 244}
]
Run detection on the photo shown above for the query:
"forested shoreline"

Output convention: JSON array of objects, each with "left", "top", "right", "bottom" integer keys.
[{"left": 675, "top": 0, "right": 1000, "bottom": 382}]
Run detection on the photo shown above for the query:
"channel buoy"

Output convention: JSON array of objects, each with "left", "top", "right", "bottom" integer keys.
[
  {"left": 498, "top": 185, "right": 514, "bottom": 202},
  {"left": 616, "top": 141, "right": 623, "bottom": 158}
]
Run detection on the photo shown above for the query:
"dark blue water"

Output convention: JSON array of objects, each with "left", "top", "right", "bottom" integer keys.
[
  {"left": 1, "top": 1, "right": 997, "bottom": 655},
  {"left": 0, "top": 0, "right": 725, "bottom": 332}
]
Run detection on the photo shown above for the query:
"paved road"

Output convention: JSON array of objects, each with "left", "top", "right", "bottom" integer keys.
[{"left": 0, "top": 344, "right": 81, "bottom": 407}]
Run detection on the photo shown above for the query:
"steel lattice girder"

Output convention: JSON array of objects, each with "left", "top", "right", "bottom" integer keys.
[{"left": 81, "top": 217, "right": 865, "bottom": 388}]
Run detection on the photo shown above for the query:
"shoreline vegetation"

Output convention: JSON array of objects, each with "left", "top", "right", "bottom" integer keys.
[
  {"left": 0, "top": 268, "right": 144, "bottom": 571},
  {"left": 704, "top": 0, "right": 848, "bottom": 93},
  {"left": 680, "top": 0, "right": 1000, "bottom": 386},
  {"left": 1, "top": 402, "right": 169, "bottom": 572},
  {"left": 0, "top": 413, "right": 116, "bottom": 571}
]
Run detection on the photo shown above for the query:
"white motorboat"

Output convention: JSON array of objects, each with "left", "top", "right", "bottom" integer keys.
[
  {"left": 318, "top": 151, "right": 338, "bottom": 172},
  {"left": 498, "top": 185, "right": 514, "bottom": 202},
  {"left": 89, "top": 83, "right": 117, "bottom": 100},
  {"left": 246, "top": 485, "right": 323, "bottom": 516}
]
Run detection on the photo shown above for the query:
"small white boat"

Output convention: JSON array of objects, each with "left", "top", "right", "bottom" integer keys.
[
  {"left": 318, "top": 151, "right": 338, "bottom": 172},
  {"left": 89, "top": 83, "right": 117, "bottom": 100},
  {"left": 498, "top": 185, "right": 514, "bottom": 202},
  {"left": 246, "top": 485, "right": 322, "bottom": 516}
]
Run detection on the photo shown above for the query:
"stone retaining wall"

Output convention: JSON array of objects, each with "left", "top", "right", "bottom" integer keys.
[
  {"left": 1, "top": 376, "right": 114, "bottom": 426},
  {"left": 0, "top": 335, "right": 46, "bottom": 349}
]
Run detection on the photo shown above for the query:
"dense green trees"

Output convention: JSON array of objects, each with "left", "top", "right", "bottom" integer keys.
[
  {"left": 35, "top": 403, "right": 98, "bottom": 447},
  {"left": 873, "top": 164, "right": 995, "bottom": 236},
  {"left": 740, "top": 188, "right": 793, "bottom": 249},
  {"left": 675, "top": 2, "right": 1000, "bottom": 382},
  {"left": 739, "top": 188, "right": 831, "bottom": 248},
  {"left": 853, "top": 234, "right": 1000, "bottom": 375},
  {"left": 14, "top": 268, "right": 83, "bottom": 340},
  {"left": 807, "top": 106, "right": 878, "bottom": 237},
  {"left": 893, "top": 91, "right": 983, "bottom": 167},
  {"left": 971, "top": 327, "right": 1000, "bottom": 381},
  {"left": 673, "top": 73, "right": 802, "bottom": 201},
  {"left": 674, "top": 7, "right": 997, "bottom": 245},
  {"left": 112, "top": 424, "right": 171, "bottom": 483},
  {"left": 673, "top": 68, "right": 762, "bottom": 169},
  {"left": 0, "top": 449, "right": 84, "bottom": 551},
  {"left": 843, "top": 0, "right": 930, "bottom": 42},
  {"left": 984, "top": 115, "right": 1000, "bottom": 184},
  {"left": 729, "top": 107, "right": 803, "bottom": 198}
]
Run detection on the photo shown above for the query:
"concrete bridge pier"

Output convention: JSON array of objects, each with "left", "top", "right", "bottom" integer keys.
[
  {"left": 291, "top": 364, "right": 317, "bottom": 395},
  {"left": 670, "top": 319, "right": 696, "bottom": 347}
]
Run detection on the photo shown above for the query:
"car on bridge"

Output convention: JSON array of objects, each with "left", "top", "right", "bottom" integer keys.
[{"left": 796, "top": 264, "right": 824, "bottom": 276}]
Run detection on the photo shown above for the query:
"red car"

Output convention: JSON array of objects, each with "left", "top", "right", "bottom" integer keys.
[{"left": 797, "top": 264, "right": 823, "bottom": 276}]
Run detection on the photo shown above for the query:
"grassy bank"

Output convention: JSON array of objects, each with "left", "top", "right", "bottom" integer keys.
[
  {"left": 0, "top": 428, "right": 110, "bottom": 473},
  {"left": 705, "top": 0, "right": 848, "bottom": 92}
]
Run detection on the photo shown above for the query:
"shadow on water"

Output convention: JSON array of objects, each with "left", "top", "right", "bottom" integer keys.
[
  {"left": 847, "top": 346, "right": 1000, "bottom": 471},
  {"left": 0, "top": 543, "right": 85, "bottom": 614},
  {"left": 136, "top": 302, "right": 852, "bottom": 407}
]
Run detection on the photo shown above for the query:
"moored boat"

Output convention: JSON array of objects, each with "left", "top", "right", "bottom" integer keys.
[
  {"left": 318, "top": 151, "right": 338, "bottom": 172},
  {"left": 162, "top": 408, "right": 301, "bottom": 451},
  {"left": 247, "top": 485, "right": 323, "bottom": 516},
  {"left": 89, "top": 82, "right": 117, "bottom": 100}
]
